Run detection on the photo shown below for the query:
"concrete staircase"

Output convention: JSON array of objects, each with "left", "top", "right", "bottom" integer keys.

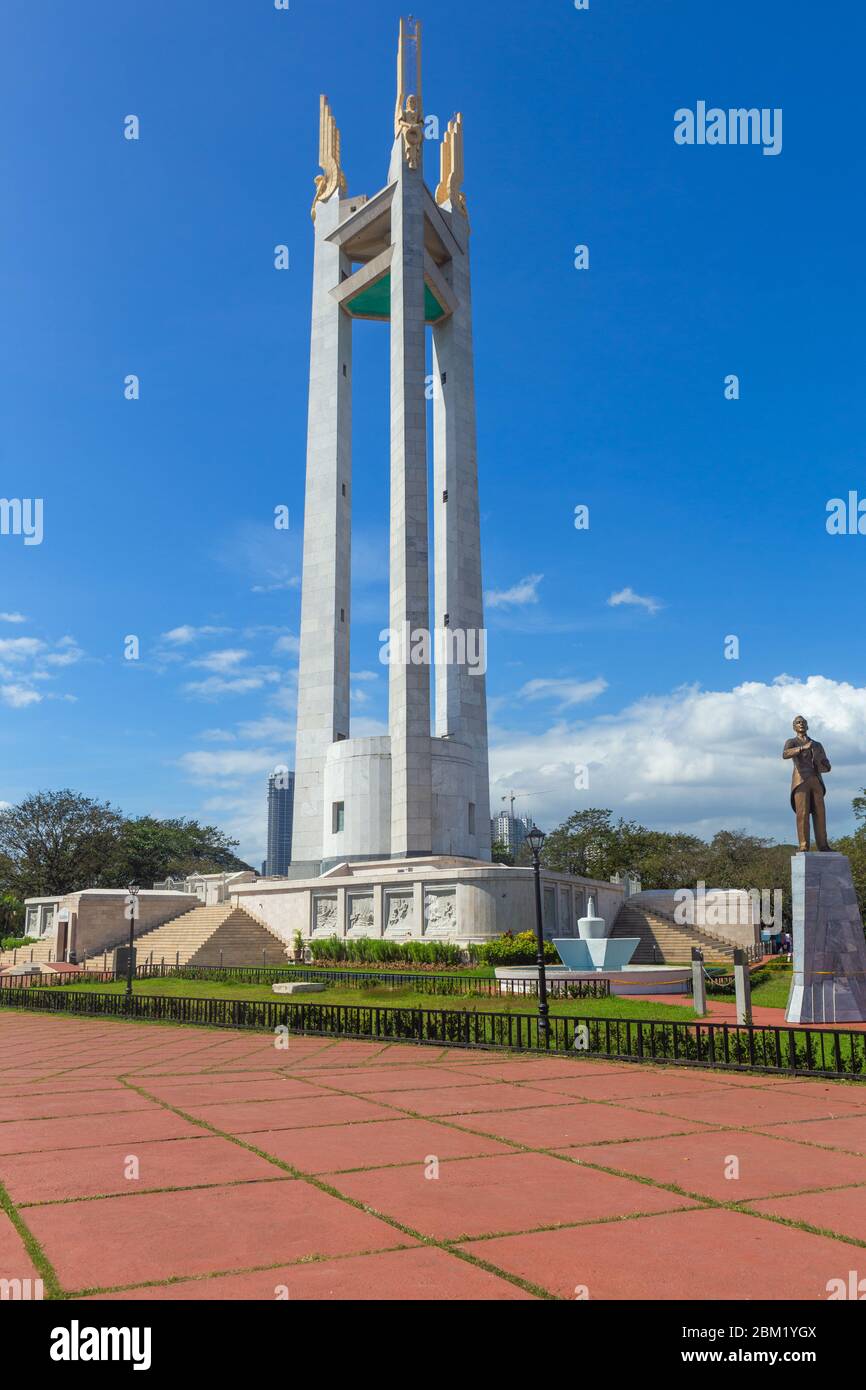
[
  {"left": 0, "top": 937, "right": 57, "bottom": 969},
  {"left": 85, "top": 903, "right": 289, "bottom": 970},
  {"left": 611, "top": 903, "right": 741, "bottom": 965}
]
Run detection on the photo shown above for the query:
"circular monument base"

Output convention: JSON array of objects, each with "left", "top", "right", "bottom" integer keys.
[{"left": 495, "top": 965, "right": 692, "bottom": 996}]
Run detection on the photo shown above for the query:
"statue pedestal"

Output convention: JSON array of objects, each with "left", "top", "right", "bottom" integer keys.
[{"left": 786, "top": 852, "right": 866, "bottom": 1024}]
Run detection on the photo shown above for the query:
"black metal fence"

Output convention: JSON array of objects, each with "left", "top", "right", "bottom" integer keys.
[
  {"left": 1, "top": 983, "right": 863, "bottom": 1080},
  {"left": 0, "top": 964, "right": 611, "bottom": 1000}
]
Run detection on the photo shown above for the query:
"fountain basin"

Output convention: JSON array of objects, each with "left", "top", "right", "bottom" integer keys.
[{"left": 553, "top": 937, "right": 641, "bottom": 973}]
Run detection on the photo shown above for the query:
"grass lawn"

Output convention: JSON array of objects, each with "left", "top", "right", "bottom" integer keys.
[
  {"left": 712, "top": 965, "right": 792, "bottom": 1010},
  {"left": 30, "top": 976, "right": 700, "bottom": 1022}
]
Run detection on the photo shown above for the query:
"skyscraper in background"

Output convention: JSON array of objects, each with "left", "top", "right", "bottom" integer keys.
[
  {"left": 490, "top": 811, "right": 534, "bottom": 858},
  {"left": 266, "top": 771, "right": 295, "bottom": 877}
]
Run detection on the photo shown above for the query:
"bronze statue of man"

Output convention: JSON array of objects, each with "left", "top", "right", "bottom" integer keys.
[{"left": 783, "top": 716, "right": 832, "bottom": 852}]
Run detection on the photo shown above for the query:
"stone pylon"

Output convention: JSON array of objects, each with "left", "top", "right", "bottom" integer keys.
[
  {"left": 786, "top": 852, "right": 866, "bottom": 1024},
  {"left": 291, "top": 18, "right": 491, "bottom": 876}
]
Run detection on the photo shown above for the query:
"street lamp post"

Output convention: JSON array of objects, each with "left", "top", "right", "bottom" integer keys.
[
  {"left": 125, "top": 884, "right": 141, "bottom": 1008},
  {"left": 525, "top": 825, "right": 549, "bottom": 1048}
]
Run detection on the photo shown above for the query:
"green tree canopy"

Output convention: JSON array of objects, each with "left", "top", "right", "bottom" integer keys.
[{"left": 0, "top": 790, "right": 252, "bottom": 901}]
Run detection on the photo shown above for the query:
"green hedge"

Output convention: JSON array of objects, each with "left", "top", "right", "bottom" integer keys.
[
  {"left": 309, "top": 937, "right": 463, "bottom": 967},
  {"left": 1, "top": 936, "right": 37, "bottom": 951},
  {"left": 475, "top": 931, "right": 559, "bottom": 967}
]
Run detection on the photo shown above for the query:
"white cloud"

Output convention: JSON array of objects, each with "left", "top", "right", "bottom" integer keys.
[
  {"left": 485, "top": 574, "right": 544, "bottom": 610},
  {"left": 252, "top": 578, "right": 300, "bottom": 594},
  {"left": 162, "top": 625, "right": 227, "bottom": 646},
  {"left": 0, "top": 613, "right": 26, "bottom": 624},
  {"left": 1, "top": 684, "right": 42, "bottom": 709},
  {"left": 182, "top": 672, "right": 279, "bottom": 700},
  {"left": 0, "top": 637, "right": 44, "bottom": 662},
  {"left": 607, "top": 587, "right": 663, "bottom": 616},
  {"left": 178, "top": 749, "right": 282, "bottom": 781},
  {"left": 490, "top": 674, "right": 866, "bottom": 844},
  {"left": 273, "top": 635, "right": 300, "bottom": 656},
  {"left": 519, "top": 677, "right": 609, "bottom": 709},
  {"left": 351, "top": 671, "right": 379, "bottom": 683},
  {"left": 190, "top": 648, "right": 250, "bottom": 673}
]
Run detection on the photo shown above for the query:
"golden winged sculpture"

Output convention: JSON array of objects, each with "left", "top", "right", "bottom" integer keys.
[
  {"left": 394, "top": 16, "right": 424, "bottom": 170},
  {"left": 436, "top": 113, "right": 468, "bottom": 221},
  {"left": 311, "top": 94, "right": 347, "bottom": 222}
]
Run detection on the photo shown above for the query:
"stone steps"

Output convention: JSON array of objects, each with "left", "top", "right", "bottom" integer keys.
[
  {"left": 612, "top": 905, "right": 738, "bottom": 965},
  {"left": 86, "top": 903, "right": 290, "bottom": 969}
]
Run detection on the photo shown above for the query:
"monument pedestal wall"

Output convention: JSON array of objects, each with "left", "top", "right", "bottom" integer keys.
[{"left": 786, "top": 852, "right": 866, "bottom": 1024}]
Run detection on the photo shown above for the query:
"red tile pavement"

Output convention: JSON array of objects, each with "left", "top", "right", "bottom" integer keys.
[
  {"left": 1, "top": 1012, "right": 865, "bottom": 1300},
  {"left": 0, "top": 1134, "right": 283, "bottom": 1205},
  {"left": 449, "top": 1099, "right": 710, "bottom": 1149},
  {"left": 0, "top": 1209, "right": 42, "bottom": 1286},
  {"left": 235, "top": 1115, "right": 514, "bottom": 1173},
  {"left": 624, "top": 1086, "right": 863, "bottom": 1129},
  {"left": 460, "top": 1208, "right": 857, "bottom": 1300},
  {"left": 746, "top": 1187, "right": 866, "bottom": 1244},
  {"left": 0, "top": 1107, "right": 202, "bottom": 1155},
  {"left": 0, "top": 1089, "right": 153, "bottom": 1123},
  {"left": 180, "top": 1094, "right": 395, "bottom": 1134},
  {"left": 355, "top": 1081, "right": 581, "bottom": 1117},
  {"left": 750, "top": 1111, "right": 866, "bottom": 1154},
  {"left": 557, "top": 1129, "right": 866, "bottom": 1201},
  {"left": 25, "top": 1180, "right": 413, "bottom": 1291},
  {"left": 328, "top": 1151, "right": 698, "bottom": 1240},
  {"left": 92, "top": 1245, "right": 535, "bottom": 1300}
]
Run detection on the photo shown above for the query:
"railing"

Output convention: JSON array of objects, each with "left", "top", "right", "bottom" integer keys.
[
  {"left": 0, "top": 985, "right": 863, "bottom": 1080},
  {"left": 0, "top": 963, "right": 611, "bottom": 1000}
]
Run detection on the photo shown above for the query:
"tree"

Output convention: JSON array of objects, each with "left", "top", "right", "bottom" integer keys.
[
  {"left": 0, "top": 892, "right": 24, "bottom": 936},
  {"left": 0, "top": 791, "right": 124, "bottom": 899},
  {"left": 0, "top": 791, "right": 254, "bottom": 902},
  {"left": 491, "top": 839, "right": 514, "bottom": 867},
  {"left": 112, "top": 816, "right": 250, "bottom": 886}
]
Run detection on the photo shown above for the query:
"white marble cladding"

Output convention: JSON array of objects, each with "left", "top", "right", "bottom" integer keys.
[
  {"left": 347, "top": 894, "right": 375, "bottom": 937},
  {"left": 424, "top": 887, "right": 457, "bottom": 937},
  {"left": 385, "top": 889, "right": 416, "bottom": 938},
  {"left": 312, "top": 894, "right": 339, "bottom": 937},
  {"left": 235, "top": 862, "right": 623, "bottom": 948}
]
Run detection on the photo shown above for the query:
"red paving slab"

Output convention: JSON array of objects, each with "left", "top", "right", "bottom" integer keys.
[
  {"left": 752, "top": 1111, "right": 866, "bottom": 1154},
  {"left": 2, "top": 1011, "right": 865, "bottom": 1299},
  {"left": 1, "top": 1135, "right": 283, "bottom": 1205},
  {"left": 292, "top": 1065, "right": 505, "bottom": 1094},
  {"left": 450, "top": 1099, "right": 710, "bottom": 1149},
  {"left": 356, "top": 1081, "right": 576, "bottom": 1117},
  {"left": 133, "top": 1076, "right": 324, "bottom": 1108},
  {"left": 183, "top": 1094, "right": 396, "bottom": 1134},
  {"left": 26, "top": 1180, "right": 414, "bottom": 1290},
  {"left": 0, "top": 1107, "right": 202, "bottom": 1156},
  {"left": 747, "top": 1187, "right": 866, "bottom": 1244},
  {"left": 522, "top": 1069, "right": 742, "bottom": 1104},
  {"left": 624, "top": 1085, "right": 864, "bottom": 1129},
  {"left": 0, "top": 1089, "right": 153, "bottom": 1123},
  {"left": 237, "top": 1115, "right": 514, "bottom": 1173},
  {"left": 329, "top": 1151, "right": 698, "bottom": 1240},
  {"left": 92, "top": 1245, "right": 534, "bottom": 1300},
  {"left": 557, "top": 1129, "right": 866, "bottom": 1201},
  {"left": 0, "top": 1209, "right": 42, "bottom": 1287},
  {"left": 461, "top": 1208, "right": 857, "bottom": 1300}
]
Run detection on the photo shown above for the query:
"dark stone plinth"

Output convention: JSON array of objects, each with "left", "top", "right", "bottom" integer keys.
[{"left": 786, "top": 853, "right": 866, "bottom": 1024}]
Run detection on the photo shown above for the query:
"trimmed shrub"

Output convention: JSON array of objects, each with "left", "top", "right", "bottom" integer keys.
[
  {"left": 478, "top": 932, "right": 559, "bottom": 967},
  {"left": 308, "top": 937, "right": 462, "bottom": 968}
]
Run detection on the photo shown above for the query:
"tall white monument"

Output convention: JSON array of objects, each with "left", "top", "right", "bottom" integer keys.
[{"left": 291, "top": 18, "right": 491, "bottom": 877}]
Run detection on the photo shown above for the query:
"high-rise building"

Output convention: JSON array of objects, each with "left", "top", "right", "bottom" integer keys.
[
  {"left": 490, "top": 812, "right": 534, "bottom": 857},
  {"left": 290, "top": 17, "right": 490, "bottom": 876},
  {"left": 266, "top": 771, "right": 295, "bottom": 878}
]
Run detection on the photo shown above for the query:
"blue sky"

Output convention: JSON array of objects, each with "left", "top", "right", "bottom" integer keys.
[{"left": 2, "top": 0, "right": 866, "bottom": 865}]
